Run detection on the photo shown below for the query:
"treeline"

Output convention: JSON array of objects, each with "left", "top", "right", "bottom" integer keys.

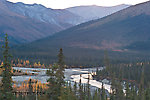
[
  {"left": 96, "top": 62, "right": 150, "bottom": 86},
  {"left": 93, "top": 51, "right": 150, "bottom": 100},
  {"left": 1, "top": 34, "right": 150, "bottom": 100},
  {"left": 0, "top": 35, "right": 108, "bottom": 100},
  {"left": 9, "top": 42, "right": 150, "bottom": 66}
]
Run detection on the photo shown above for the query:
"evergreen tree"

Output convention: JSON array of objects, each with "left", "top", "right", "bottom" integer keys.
[
  {"left": 125, "top": 82, "right": 131, "bottom": 100},
  {"left": 47, "top": 64, "right": 60, "bottom": 100},
  {"left": 101, "top": 82, "right": 106, "bottom": 100},
  {"left": 145, "top": 87, "right": 150, "bottom": 100},
  {"left": 0, "top": 34, "right": 13, "bottom": 100},
  {"left": 110, "top": 73, "right": 116, "bottom": 100},
  {"left": 79, "top": 74, "right": 84, "bottom": 100},
  {"left": 138, "top": 66, "right": 145, "bottom": 100},
  {"left": 115, "top": 81, "right": 124, "bottom": 100},
  {"left": 97, "top": 88, "right": 101, "bottom": 100},
  {"left": 58, "top": 48, "right": 65, "bottom": 67},
  {"left": 60, "top": 82, "right": 77, "bottom": 100},
  {"left": 73, "top": 81, "right": 77, "bottom": 95},
  {"left": 57, "top": 48, "right": 65, "bottom": 86},
  {"left": 130, "top": 84, "right": 138, "bottom": 100},
  {"left": 93, "top": 89, "right": 98, "bottom": 100},
  {"left": 87, "top": 73, "right": 91, "bottom": 100},
  {"left": 103, "top": 50, "right": 110, "bottom": 76},
  {"left": 57, "top": 48, "right": 65, "bottom": 98},
  {"left": 47, "top": 48, "right": 65, "bottom": 100},
  {"left": 69, "top": 81, "right": 72, "bottom": 93}
]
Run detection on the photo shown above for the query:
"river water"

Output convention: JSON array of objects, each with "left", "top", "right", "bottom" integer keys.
[{"left": 0, "top": 67, "right": 111, "bottom": 92}]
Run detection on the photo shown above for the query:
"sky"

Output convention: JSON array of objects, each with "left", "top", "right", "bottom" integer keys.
[{"left": 8, "top": 0, "right": 149, "bottom": 9}]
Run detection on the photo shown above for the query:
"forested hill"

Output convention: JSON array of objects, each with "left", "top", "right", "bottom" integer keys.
[
  {"left": 14, "top": 1, "right": 150, "bottom": 51},
  {"left": 0, "top": 0, "right": 129, "bottom": 46},
  {"left": 11, "top": 1, "right": 150, "bottom": 65}
]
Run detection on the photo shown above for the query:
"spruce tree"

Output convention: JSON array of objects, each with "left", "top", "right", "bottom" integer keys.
[
  {"left": 60, "top": 81, "right": 77, "bottom": 100},
  {"left": 103, "top": 50, "right": 110, "bottom": 76},
  {"left": 73, "top": 81, "right": 77, "bottom": 95},
  {"left": 58, "top": 48, "right": 65, "bottom": 67},
  {"left": 0, "top": 34, "right": 13, "bottom": 100},
  {"left": 125, "top": 82, "right": 130, "bottom": 100},
  {"left": 145, "top": 87, "right": 150, "bottom": 100},
  {"left": 57, "top": 48, "right": 65, "bottom": 97},
  {"left": 101, "top": 82, "right": 106, "bottom": 100},
  {"left": 93, "top": 89, "right": 98, "bottom": 100},
  {"left": 110, "top": 73, "right": 116, "bottom": 100},
  {"left": 139, "top": 66, "right": 145, "bottom": 100},
  {"left": 57, "top": 48, "right": 65, "bottom": 86},
  {"left": 79, "top": 74, "right": 84, "bottom": 100},
  {"left": 47, "top": 64, "right": 60, "bottom": 100},
  {"left": 115, "top": 81, "right": 124, "bottom": 100},
  {"left": 47, "top": 48, "right": 65, "bottom": 100},
  {"left": 87, "top": 73, "right": 91, "bottom": 100}
]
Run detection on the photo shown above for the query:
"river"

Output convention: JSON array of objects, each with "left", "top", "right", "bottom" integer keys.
[{"left": 0, "top": 67, "right": 111, "bottom": 92}]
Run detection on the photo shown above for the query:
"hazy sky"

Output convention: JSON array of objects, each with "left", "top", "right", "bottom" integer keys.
[{"left": 8, "top": 0, "right": 149, "bottom": 9}]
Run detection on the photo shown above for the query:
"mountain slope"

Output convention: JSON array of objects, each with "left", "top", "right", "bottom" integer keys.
[
  {"left": 66, "top": 4, "right": 130, "bottom": 21},
  {"left": 0, "top": 0, "right": 130, "bottom": 46},
  {"left": 0, "top": 0, "right": 63, "bottom": 45},
  {"left": 12, "top": 1, "right": 150, "bottom": 65},
  {"left": 6, "top": 0, "right": 130, "bottom": 27},
  {"left": 22, "top": 1, "right": 150, "bottom": 51},
  {"left": 5, "top": 1, "right": 83, "bottom": 28}
]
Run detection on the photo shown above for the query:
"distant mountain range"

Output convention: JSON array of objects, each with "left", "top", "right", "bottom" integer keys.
[
  {"left": 18, "top": 1, "right": 150, "bottom": 51},
  {"left": 66, "top": 4, "right": 130, "bottom": 21},
  {"left": 0, "top": 0, "right": 130, "bottom": 45},
  {"left": 6, "top": 1, "right": 83, "bottom": 28},
  {"left": 0, "top": 0, "right": 62, "bottom": 45},
  {"left": 7, "top": 1, "right": 130, "bottom": 26},
  {"left": 12, "top": 1, "right": 150, "bottom": 64}
]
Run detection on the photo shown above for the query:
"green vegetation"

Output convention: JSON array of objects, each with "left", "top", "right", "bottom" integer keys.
[
  {"left": 93, "top": 52, "right": 150, "bottom": 100},
  {"left": 0, "top": 34, "right": 13, "bottom": 100},
  {"left": 1, "top": 34, "right": 150, "bottom": 100},
  {"left": 46, "top": 48, "right": 65, "bottom": 100},
  {"left": 8, "top": 13, "right": 150, "bottom": 66},
  {"left": 10, "top": 46, "right": 150, "bottom": 66}
]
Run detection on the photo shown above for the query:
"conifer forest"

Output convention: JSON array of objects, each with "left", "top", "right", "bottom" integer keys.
[{"left": 1, "top": 0, "right": 150, "bottom": 99}]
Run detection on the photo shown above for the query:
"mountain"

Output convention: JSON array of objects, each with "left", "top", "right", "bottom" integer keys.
[
  {"left": 66, "top": 4, "right": 130, "bottom": 21},
  {"left": 19, "top": 1, "right": 150, "bottom": 51},
  {"left": 5, "top": 1, "right": 83, "bottom": 28},
  {"left": 0, "top": 0, "right": 130, "bottom": 46},
  {"left": 6, "top": 1, "right": 130, "bottom": 28},
  {"left": 12, "top": 1, "right": 150, "bottom": 65},
  {"left": 0, "top": 0, "right": 64, "bottom": 45}
]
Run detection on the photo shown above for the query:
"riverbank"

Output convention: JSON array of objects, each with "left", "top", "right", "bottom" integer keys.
[{"left": 0, "top": 67, "right": 111, "bottom": 93}]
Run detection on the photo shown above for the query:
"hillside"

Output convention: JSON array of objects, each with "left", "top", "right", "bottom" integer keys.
[
  {"left": 12, "top": 1, "right": 150, "bottom": 65},
  {"left": 6, "top": 0, "right": 130, "bottom": 27},
  {"left": 0, "top": 0, "right": 63, "bottom": 45},
  {"left": 5, "top": 1, "right": 83, "bottom": 28},
  {"left": 0, "top": 0, "right": 130, "bottom": 46}
]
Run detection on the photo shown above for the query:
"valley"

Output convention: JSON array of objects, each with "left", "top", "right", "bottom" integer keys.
[{"left": 0, "top": 0, "right": 150, "bottom": 99}]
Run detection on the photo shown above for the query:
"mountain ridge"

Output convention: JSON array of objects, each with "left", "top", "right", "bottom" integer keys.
[
  {"left": 0, "top": 0, "right": 63, "bottom": 45},
  {"left": 12, "top": 1, "right": 150, "bottom": 59},
  {"left": 66, "top": 4, "right": 130, "bottom": 21},
  {"left": 0, "top": 0, "right": 130, "bottom": 46}
]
